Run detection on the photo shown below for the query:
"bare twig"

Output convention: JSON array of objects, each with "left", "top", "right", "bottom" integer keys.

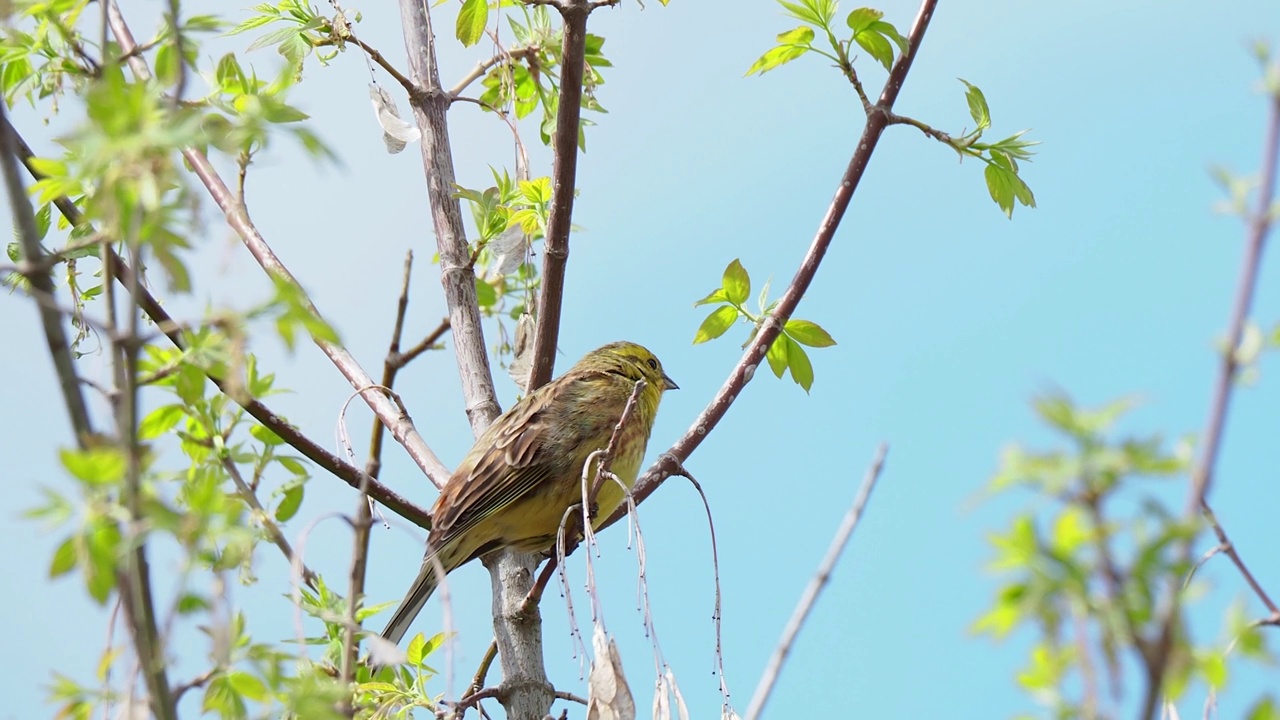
[
  {"left": 106, "top": 0, "right": 452, "bottom": 489},
  {"left": 744, "top": 444, "right": 888, "bottom": 720},
  {"left": 113, "top": 234, "right": 177, "bottom": 720},
  {"left": 0, "top": 102, "right": 93, "bottom": 444},
  {"left": 391, "top": 317, "right": 452, "bottom": 372},
  {"left": 1143, "top": 84, "right": 1280, "bottom": 720},
  {"left": 1185, "top": 95, "right": 1280, "bottom": 514},
  {"left": 1201, "top": 503, "right": 1280, "bottom": 624},
  {"left": 342, "top": 252, "right": 424, "bottom": 702},
  {"left": 611, "top": 0, "right": 938, "bottom": 526},
  {"left": 527, "top": 0, "right": 594, "bottom": 390},
  {"left": 449, "top": 46, "right": 539, "bottom": 98}
]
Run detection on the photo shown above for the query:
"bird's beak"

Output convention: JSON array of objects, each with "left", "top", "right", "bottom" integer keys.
[{"left": 662, "top": 373, "right": 679, "bottom": 391}]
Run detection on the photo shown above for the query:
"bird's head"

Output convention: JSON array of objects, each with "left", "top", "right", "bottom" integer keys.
[{"left": 582, "top": 341, "right": 679, "bottom": 392}]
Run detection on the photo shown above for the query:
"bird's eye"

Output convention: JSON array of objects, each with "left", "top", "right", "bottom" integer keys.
[{"left": 646, "top": 358, "right": 658, "bottom": 370}]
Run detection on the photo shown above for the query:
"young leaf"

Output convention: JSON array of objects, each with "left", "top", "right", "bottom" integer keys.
[
  {"left": 456, "top": 0, "right": 488, "bottom": 48},
  {"left": 722, "top": 259, "right": 750, "bottom": 305},
  {"left": 694, "top": 305, "right": 739, "bottom": 344},
  {"left": 694, "top": 288, "right": 728, "bottom": 307},
  {"left": 846, "top": 7, "right": 883, "bottom": 34},
  {"left": 776, "top": 26, "right": 815, "bottom": 46},
  {"left": 854, "top": 27, "right": 894, "bottom": 71},
  {"left": 960, "top": 79, "right": 991, "bottom": 131},
  {"left": 766, "top": 334, "right": 789, "bottom": 378},
  {"left": 785, "top": 319, "right": 837, "bottom": 347},
  {"left": 746, "top": 44, "right": 809, "bottom": 76},
  {"left": 786, "top": 336, "right": 815, "bottom": 392}
]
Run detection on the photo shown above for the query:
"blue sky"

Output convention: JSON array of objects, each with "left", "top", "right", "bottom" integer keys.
[{"left": 4, "top": 0, "right": 1280, "bottom": 717}]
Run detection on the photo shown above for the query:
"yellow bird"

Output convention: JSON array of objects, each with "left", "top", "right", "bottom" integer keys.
[{"left": 381, "top": 341, "right": 678, "bottom": 644}]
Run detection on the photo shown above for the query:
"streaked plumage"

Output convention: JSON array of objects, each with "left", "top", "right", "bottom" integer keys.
[{"left": 380, "top": 341, "right": 677, "bottom": 645}]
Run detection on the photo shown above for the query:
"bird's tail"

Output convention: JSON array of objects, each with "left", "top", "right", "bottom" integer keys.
[{"left": 380, "top": 554, "right": 443, "bottom": 646}]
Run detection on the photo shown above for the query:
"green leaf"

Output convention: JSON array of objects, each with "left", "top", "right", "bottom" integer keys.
[
  {"left": 693, "top": 288, "right": 728, "bottom": 307},
  {"left": 765, "top": 334, "right": 788, "bottom": 378},
  {"left": 693, "top": 305, "right": 739, "bottom": 344},
  {"left": 983, "top": 162, "right": 1035, "bottom": 218},
  {"left": 775, "top": 25, "right": 815, "bottom": 46},
  {"left": 175, "top": 364, "right": 208, "bottom": 405},
  {"left": 1247, "top": 697, "right": 1279, "bottom": 720},
  {"left": 60, "top": 447, "right": 126, "bottom": 486},
  {"left": 406, "top": 633, "right": 426, "bottom": 666},
  {"left": 845, "top": 7, "right": 883, "bottom": 34},
  {"left": 456, "top": 0, "right": 488, "bottom": 48},
  {"left": 250, "top": 423, "right": 284, "bottom": 446},
  {"left": 960, "top": 79, "right": 991, "bottom": 130},
  {"left": 870, "top": 20, "right": 908, "bottom": 54},
  {"left": 83, "top": 518, "right": 122, "bottom": 604},
  {"left": 475, "top": 278, "right": 498, "bottom": 307},
  {"left": 139, "top": 404, "right": 185, "bottom": 441},
  {"left": 746, "top": 44, "right": 809, "bottom": 76},
  {"left": 275, "top": 484, "right": 303, "bottom": 522},
  {"left": 778, "top": 0, "right": 823, "bottom": 26},
  {"left": 785, "top": 319, "right": 836, "bottom": 347},
  {"left": 786, "top": 336, "right": 814, "bottom": 392},
  {"left": 721, "top": 259, "right": 750, "bottom": 305},
  {"left": 226, "top": 671, "right": 270, "bottom": 702},
  {"left": 854, "top": 28, "right": 894, "bottom": 71},
  {"left": 49, "top": 536, "right": 78, "bottom": 577}
]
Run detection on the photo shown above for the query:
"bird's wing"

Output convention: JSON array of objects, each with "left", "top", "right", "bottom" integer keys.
[{"left": 429, "top": 377, "right": 577, "bottom": 550}]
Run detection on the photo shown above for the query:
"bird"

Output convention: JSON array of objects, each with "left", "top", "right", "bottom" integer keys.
[{"left": 380, "top": 341, "right": 678, "bottom": 645}]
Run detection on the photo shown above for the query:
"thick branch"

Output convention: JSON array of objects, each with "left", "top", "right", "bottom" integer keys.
[
  {"left": 527, "top": 0, "right": 591, "bottom": 390},
  {"left": 106, "top": 0, "right": 451, "bottom": 489},
  {"left": 744, "top": 444, "right": 888, "bottom": 720},
  {"left": 611, "top": 0, "right": 938, "bottom": 525},
  {"left": 3, "top": 116, "right": 432, "bottom": 529},
  {"left": 397, "top": 0, "right": 502, "bottom": 434},
  {"left": 397, "top": 2, "right": 550, "bottom": 719}
]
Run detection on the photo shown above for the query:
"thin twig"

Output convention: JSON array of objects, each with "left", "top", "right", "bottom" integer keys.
[
  {"left": 0, "top": 103, "right": 93, "bottom": 444},
  {"left": 527, "top": 0, "right": 594, "bottom": 390},
  {"left": 1143, "top": 83, "right": 1280, "bottom": 720},
  {"left": 553, "top": 690, "right": 587, "bottom": 705},
  {"left": 609, "top": 0, "right": 938, "bottom": 528},
  {"left": 106, "top": 0, "right": 451, "bottom": 489},
  {"left": 221, "top": 457, "right": 319, "bottom": 588},
  {"left": 1201, "top": 503, "right": 1280, "bottom": 623},
  {"left": 341, "top": 251, "right": 421, "bottom": 703},
  {"left": 114, "top": 234, "right": 177, "bottom": 719},
  {"left": 448, "top": 46, "right": 539, "bottom": 98},
  {"left": 744, "top": 444, "right": 888, "bottom": 720},
  {"left": 392, "top": 317, "right": 451, "bottom": 371}
]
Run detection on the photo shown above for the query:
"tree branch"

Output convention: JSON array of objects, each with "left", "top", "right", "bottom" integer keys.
[
  {"left": 396, "top": 2, "right": 552, "bottom": 718},
  {"left": 744, "top": 444, "right": 888, "bottom": 720},
  {"left": 222, "top": 457, "right": 319, "bottom": 588},
  {"left": 1143, "top": 81, "right": 1280, "bottom": 720},
  {"left": 2, "top": 115, "right": 432, "bottom": 530},
  {"left": 527, "top": 0, "right": 593, "bottom": 390},
  {"left": 449, "top": 46, "right": 539, "bottom": 99},
  {"left": 397, "top": 0, "right": 502, "bottom": 434},
  {"left": 0, "top": 102, "right": 93, "bottom": 444},
  {"left": 106, "top": 0, "right": 452, "bottom": 490},
  {"left": 611, "top": 0, "right": 938, "bottom": 525}
]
